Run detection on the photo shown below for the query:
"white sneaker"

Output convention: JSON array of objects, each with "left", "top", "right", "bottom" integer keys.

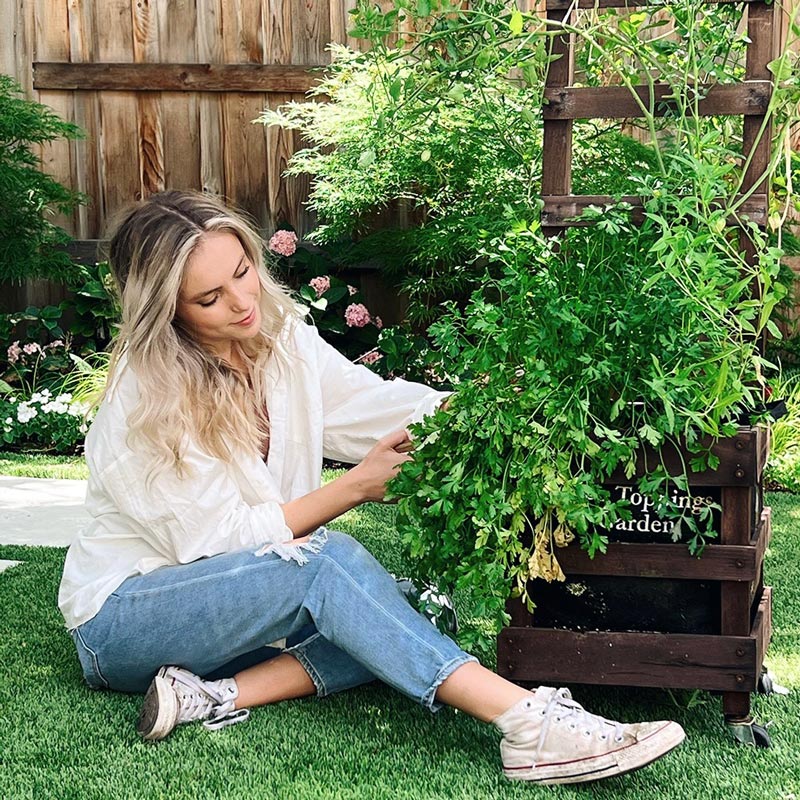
[
  {"left": 494, "top": 686, "right": 685, "bottom": 785},
  {"left": 136, "top": 665, "right": 250, "bottom": 741}
]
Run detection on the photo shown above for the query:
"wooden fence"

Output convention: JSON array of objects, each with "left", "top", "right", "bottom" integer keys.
[
  {"left": 0, "top": 0, "right": 371, "bottom": 245},
  {"left": 0, "top": 0, "right": 797, "bottom": 310}
]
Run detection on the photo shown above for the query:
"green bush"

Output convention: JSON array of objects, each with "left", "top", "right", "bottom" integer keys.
[
  {"left": 0, "top": 74, "right": 85, "bottom": 284},
  {"left": 259, "top": 43, "right": 660, "bottom": 326}
]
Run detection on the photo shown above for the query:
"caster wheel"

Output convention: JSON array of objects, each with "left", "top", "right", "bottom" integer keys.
[
  {"left": 758, "top": 667, "right": 790, "bottom": 696},
  {"left": 726, "top": 717, "right": 772, "bottom": 748}
]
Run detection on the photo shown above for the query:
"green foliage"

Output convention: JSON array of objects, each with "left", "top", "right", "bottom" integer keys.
[
  {"left": 389, "top": 196, "right": 779, "bottom": 650},
  {"left": 0, "top": 387, "right": 89, "bottom": 454},
  {"left": 267, "top": 235, "right": 384, "bottom": 364},
  {"left": 764, "top": 370, "right": 800, "bottom": 493},
  {"left": 378, "top": 0, "right": 797, "bottom": 652},
  {"left": 259, "top": 41, "right": 659, "bottom": 325},
  {"left": 259, "top": 0, "right": 800, "bottom": 653},
  {"left": 60, "top": 261, "right": 121, "bottom": 352},
  {"left": 0, "top": 74, "right": 85, "bottom": 283}
]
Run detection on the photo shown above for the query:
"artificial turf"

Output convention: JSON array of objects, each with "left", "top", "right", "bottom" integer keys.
[{"left": 1, "top": 496, "right": 798, "bottom": 800}]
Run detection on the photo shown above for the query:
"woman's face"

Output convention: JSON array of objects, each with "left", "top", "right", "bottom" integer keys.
[{"left": 175, "top": 230, "right": 262, "bottom": 359}]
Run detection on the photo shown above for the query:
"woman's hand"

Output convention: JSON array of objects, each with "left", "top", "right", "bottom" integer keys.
[{"left": 349, "top": 429, "right": 414, "bottom": 503}]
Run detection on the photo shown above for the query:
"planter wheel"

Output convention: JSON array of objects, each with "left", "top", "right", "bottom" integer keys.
[
  {"left": 725, "top": 717, "right": 772, "bottom": 748},
  {"left": 757, "top": 667, "right": 791, "bottom": 697}
]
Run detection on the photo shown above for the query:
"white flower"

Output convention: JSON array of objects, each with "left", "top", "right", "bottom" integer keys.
[
  {"left": 42, "top": 401, "right": 69, "bottom": 414},
  {"left": 4, "top": 417, "right": 11, "bottom": 425},
  {"left": 79, "top": 423, "right": 88, "bottom": 434},
  {"left": 30, "top": 392, "right": 43, "bottom": 403},
  {"left": 69, "top": 402, "right": 89, "bottom": 417},
  {"left": 17, "top": 403, "right": 37, "bottom": 423},
  {"left": 56, "top": 393, "right": 72, "bottom": 404}
]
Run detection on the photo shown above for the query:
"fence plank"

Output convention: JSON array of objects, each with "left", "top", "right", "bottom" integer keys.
[
  {"left": 133, "top": 0, "right": 165, "bottom": 197},
  {"left": 221, "top": 0, "right": 268, "bottom": 226},
  {"left": 35, "top": 0, "right": 75, "bottom": 235},
  {"left": 196, "top": 0, "right": 225, "bottom": 198},
  {"left": 159, "top": 0, "right": 200, "bottom": 191},
  {"left": 95, "top": 0, "right": 140, "bottom": 218},
  {"left": 68, "top": 0, "right": 102, "bottom": 238}
]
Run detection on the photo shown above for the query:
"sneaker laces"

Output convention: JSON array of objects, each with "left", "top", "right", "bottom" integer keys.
[
  {"left": 164, "top": 668, "right": 250, "bottom": 731},
  {"left": 538, "top": 688, "right": 625, "bottom": 758}
]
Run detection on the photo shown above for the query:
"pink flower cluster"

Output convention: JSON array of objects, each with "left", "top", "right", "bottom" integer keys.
[
  {"left": 7, "top": 341, "right": 22, "bottom": 364},
  {"left": 309, "top": 275, "right": 331, "bottom": 298},
  {"left": 268, "top": 230, "right": 298, "bottom": 257},
  {"left": 359, "top": 350, "right": 383, "bottom": 365},
  {"left": 7, "top": 339, "right": 65, "bottom": 365},
  {"left": 344, "top": 303, "right": 371, "bottom": 328}
]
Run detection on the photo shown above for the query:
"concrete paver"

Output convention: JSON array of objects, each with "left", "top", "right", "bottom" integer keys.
[{"left": 0, "top": 476, "right": 89, "bottom": 547}]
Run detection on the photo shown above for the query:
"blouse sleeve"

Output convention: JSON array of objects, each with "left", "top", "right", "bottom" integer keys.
[
  {"left": 294, "top": 321, "right": 450, "bottom": 464},
  {"left": 97, "top": 443, "right": 295, "bottom": 564}
]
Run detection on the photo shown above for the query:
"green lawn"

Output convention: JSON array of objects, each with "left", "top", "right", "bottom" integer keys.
[
  {"left": 0, "top": 451, "right": 88, "bottom": 480},
  {"left": 0, "top": 466, "right": 799, "bottom": 798}
]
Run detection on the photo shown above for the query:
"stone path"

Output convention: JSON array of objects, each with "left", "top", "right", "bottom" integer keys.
[{"left": 0, "top": 476, "right": 89, "bottom": 548}]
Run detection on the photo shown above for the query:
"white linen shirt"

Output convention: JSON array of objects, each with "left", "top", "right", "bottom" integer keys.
[{"left": 58, "top": 319, "right": 448, "bottom": 630}]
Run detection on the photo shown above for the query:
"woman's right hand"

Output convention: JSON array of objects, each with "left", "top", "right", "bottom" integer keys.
[{"left": 349, "top": 429, "right": 414, "bottom": 503}]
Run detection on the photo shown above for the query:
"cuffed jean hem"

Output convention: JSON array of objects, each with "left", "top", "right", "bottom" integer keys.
[
  {"left": 285, "top": 633, "right": 328, "bottom": 697},
  {"left": 423, "top": 653, "right": 480, "bottom": 713}
]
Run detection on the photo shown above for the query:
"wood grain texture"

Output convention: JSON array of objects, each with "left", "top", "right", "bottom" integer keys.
[
  {"left": 133, "top": 0, "right": 165, "bottom": 197},
  {"left": 95, "top": 0, "right": 140, "bottom": 216},
  {"left": 159, "top": 0, "right": 199, "bottom": 192},
  {"left": 67, "top": 0, "right": 102, "bottom": 237},
  {"left": 497, "top": 590, "right": 770, "bottom": 692},
  {"left": 742, "top": 1, "right": 778, "bottom": 198},
  {"left": 196, "top": 0, "right": 225, "bottom": 198},
  {"left": 35, "top": 0, "right": 74, "bottom": 233},
  {"left": 543, "top": 81, "right": 773, "bottom": 120},
  {"left": 33, "top": 62, "right": 322, "bottom": 92},
  {"left": 10, "top": 0, "right": 356, "bottom": 244},
  {"left": 222, "top": 0, "right": 268, "bottom": 225}
]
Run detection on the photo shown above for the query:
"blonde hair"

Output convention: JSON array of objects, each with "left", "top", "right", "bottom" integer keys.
[{"left": 104, "top": 190, "right": 301, "bottom": 481}]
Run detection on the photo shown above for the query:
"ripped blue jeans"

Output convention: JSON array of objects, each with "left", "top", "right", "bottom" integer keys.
[{"left": 70, "top": 528, "right": 477, "bottom": 711}]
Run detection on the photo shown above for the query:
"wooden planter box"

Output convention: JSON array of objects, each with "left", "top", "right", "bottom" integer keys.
[{"left": 497, "top": 426, "right": 772, "bottom": 727}]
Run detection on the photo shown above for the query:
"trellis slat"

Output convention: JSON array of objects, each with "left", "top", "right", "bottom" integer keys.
[
  {"left": 541, "top": 194, "right": 769, "bottom": 226},
  {"left": 543, "top": 81, "right": 772, "bottom": 120}
]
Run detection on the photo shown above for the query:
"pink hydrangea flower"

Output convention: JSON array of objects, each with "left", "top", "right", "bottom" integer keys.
[
  {"left": 359, "top": 350, "right": 383, "bottom": 365},
  {"left": 23, "top": 342, "right": 42, "bottom": 356},
  {"left": 268, "top": 230, "right": 298, "bottom": 257},
  {"left": 374, "top": 316, "right": 383, "bottom": 330},
  {"left": 345, "top": 303, "right": 371, "bottom": 328},
  {"left": 7, "top": 341, "right": 21, "bottom": 364},
  {"left": 309, "top": 275, "right": 331, "bottom": 298},
  {"left": 348, "top": 285, "right": 358, "bottom": 295}
]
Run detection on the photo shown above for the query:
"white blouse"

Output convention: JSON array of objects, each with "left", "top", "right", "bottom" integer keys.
[{"left": 58, "top": 319, "right": 448, "bottom": 630}]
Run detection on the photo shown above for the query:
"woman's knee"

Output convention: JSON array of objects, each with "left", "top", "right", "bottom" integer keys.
[{"left": 318, "top": 530, "right": 376, "bottom": 573}]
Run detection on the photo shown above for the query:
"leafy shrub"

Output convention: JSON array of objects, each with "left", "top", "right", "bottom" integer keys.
[
  {"left": 0, "top": 74, "right": 85, "bottom": 283},
  {"left": 765, "top": 371, "right": 800, "bottom": 493},
  {"left": 0, "top": 388, "right": 89, "bottom": 454},
  {"left": 266, "top": 230, "right": 385, "bottom": 365},
  {"left": 259, "top": 44, "right": 660, "bottom": 325},
  {"left": 336, "top": 0, "right": 799, "bottom": 654}
]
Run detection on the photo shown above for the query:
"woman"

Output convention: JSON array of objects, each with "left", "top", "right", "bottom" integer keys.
[{"left": 58, "top": 191, "right": 684, "bottom": 785}]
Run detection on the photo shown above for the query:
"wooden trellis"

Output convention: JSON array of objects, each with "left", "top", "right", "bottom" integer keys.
[{"left": 497, "top": 0, "right": 780, "bottom": 744}]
